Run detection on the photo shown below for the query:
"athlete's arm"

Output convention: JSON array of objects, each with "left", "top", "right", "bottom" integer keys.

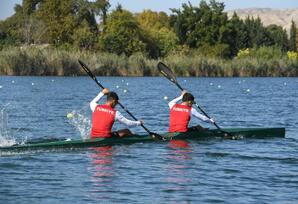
[
  {"left": 115, "top": 111, "right": 142, "bottom": 127},
  {"left": 168, "top": 95, "right": 183, "bottom": 109},
  {"left": 90, "top": 92, "right": 104, "bottom": 112},
  {"left": 191, "top": 108, "right": 214, "bottom": 123}
]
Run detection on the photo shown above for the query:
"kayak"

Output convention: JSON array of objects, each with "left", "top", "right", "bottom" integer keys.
[{"left": 0, "top": 127, "right": 285, "bottom": 152}]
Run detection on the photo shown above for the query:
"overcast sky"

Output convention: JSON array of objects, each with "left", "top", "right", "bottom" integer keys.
[{"left": 1, "top": 0, "right": 298, "bottom": 20}]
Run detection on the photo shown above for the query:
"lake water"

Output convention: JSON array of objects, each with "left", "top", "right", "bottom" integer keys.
[{"left": 0, "top": 76, "right": 298, "bottom": 203}]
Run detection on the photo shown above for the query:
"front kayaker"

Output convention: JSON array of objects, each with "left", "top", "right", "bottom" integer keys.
[
  {"left": 90, "top": 88, "right": 142, "bottom": 138},
  {"left": 168, "top": 90, "right": 215, "bottom": 132}
]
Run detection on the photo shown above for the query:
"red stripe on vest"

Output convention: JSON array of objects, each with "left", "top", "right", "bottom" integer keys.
[
  {"left": 169, "top": 104, "right": 191, "bottom": 132},
  {"left": 91, "top": 104, "right": 116, "bottom": 138}
]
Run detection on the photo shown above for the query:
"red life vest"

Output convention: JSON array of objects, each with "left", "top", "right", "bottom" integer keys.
[
  {"left": 91, "top": 104, "right": 116, "bottom": 138},
  {"left": 169, "top": 103, "right": 192, "bottom": 132}
]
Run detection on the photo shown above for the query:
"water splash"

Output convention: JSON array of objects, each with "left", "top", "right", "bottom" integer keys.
[
  {"left": 0, "top": 107, "right": 16, "bottom": 147},
  {"left": 67, "top": 109, "right": 91, "bottom": 140}
]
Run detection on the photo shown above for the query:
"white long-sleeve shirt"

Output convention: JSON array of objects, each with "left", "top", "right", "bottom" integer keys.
[
  {"left": 168, "top": 95, "right": 213, "bottom": 123},
  {"left": 90, "top": 92, "right": 141, "bottom": 127}
]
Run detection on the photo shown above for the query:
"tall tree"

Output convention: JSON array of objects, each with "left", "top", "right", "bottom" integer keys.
[
  {"left": 170, "top": 0, "right": 228, "bottom": 48},
  {"left": 99, "top": 8, "right": 147, "bottom": 56},
  {"left": 289, "top": 20, "right": 297, "bottom": 51},
  {"left": 36, "top": 0, "right": 77, "bottom": 45},
  {"left": 136, "top": 10, "right": 178, "bottom": 57},
  {"left": 228, "top": 12, "right": 248, "bottom": 51},
  {"left": 265, "top": 25, "right": 289, "bottom": 51}
]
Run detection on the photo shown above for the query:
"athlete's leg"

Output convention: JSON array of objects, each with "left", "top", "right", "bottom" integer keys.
[{"left": 113, "top": 129, "right": 133, "bottom": 137}]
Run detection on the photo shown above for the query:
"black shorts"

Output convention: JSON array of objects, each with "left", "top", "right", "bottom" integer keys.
[
  {"left": 188, "top": 125, "right": 207, "bottom": 132},
  {"left": 111, "top": 131, "right": 120, "bottom": 137}
]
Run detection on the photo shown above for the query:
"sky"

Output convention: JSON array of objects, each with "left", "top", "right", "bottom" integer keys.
[{"left": 1, "top": 0, "right": 298, "bottom": 20}]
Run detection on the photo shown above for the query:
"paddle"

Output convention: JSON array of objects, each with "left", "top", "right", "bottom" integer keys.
[
  {"left": 78, "top": 59, "right": 165, "bottom": 140},
  {"left": 157, "top": 62, "right": 233, "bottom": 138}
]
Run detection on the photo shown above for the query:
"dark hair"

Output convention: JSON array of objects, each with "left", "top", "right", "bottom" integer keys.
[
  {"left": 182, "top": 92, "right": 194, "bottom": 102},
  {"left": 107, "top": 92, "right": 119, "bottom": 101}
]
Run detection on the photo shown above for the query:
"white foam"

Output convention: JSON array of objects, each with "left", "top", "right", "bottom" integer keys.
[
  {"left": 0, "top": 108, "right": 17, "bottom": 147},
  {"left": 68, "top": 109, "right": 91, "bottom": 140}
]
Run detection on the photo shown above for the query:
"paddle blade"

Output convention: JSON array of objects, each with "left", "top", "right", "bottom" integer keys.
[
  {"left": 78, "top": 59, "right": 104, "bottom": 89},
  {"left": 78, "top": 59, "right": 95, "bottom": 79},
  {"left": 157, "top": 62, "right": 177, "bottom": 84},
  {"left": 150, "top": 132, "right": 167, "bottom": 141}
]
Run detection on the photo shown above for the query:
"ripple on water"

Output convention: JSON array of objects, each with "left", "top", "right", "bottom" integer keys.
[{"left": 1, "top": 77, "right": 298, "bottom": 203}]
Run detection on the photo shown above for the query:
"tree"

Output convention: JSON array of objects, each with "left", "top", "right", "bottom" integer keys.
[
  {"left": 170, "top": 0, "right": 228, "bottom": 48},
  {"left": 289, "top": 20, "right": 297, "bottom": 51},
  {"left": 265, "top": 25, "right": 289, "bottom": 51},
  {"left": 228, "top": 12, "right": 248, "bottom": 52},
  {"left": 99, "top": 8, "right": 147, "bottom": 56},
  {"left": 72, "top": 20, "right": 97, "bottom": 49},
  {"left": 136, "top": 10, "right": 170, "bottom": 30},
  {"left": 90, "top": 0, "right": 110, "bottom": 29},
  {"left": 36, "top": 0, "right": 77, "bottom": 45},
  {"left": 136, "top": 10, "right": 178, "bottom": 57}
]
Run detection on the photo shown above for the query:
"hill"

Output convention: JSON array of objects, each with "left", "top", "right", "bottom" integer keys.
[{"left": 227, "top": 8, "right": 298, "bottom": 32}]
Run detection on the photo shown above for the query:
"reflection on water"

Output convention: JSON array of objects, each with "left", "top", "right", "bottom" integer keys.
[
  {"left": 165, "top": 140, "right": 192, "bottom": 192},
  {"left": 90, "top": 146, "right": 114, "bottom": 182},
  {"left": 89, "top": 146, "right": 115, "bottom": 201},
  {"left": 88, "top": 146, "right": 114, "bottom": 200}
]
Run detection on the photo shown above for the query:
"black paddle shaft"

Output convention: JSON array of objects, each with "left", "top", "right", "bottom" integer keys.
[
  {"left": 78, "top": 59, "right": 158, "bottom": 136},
  {"left": 157, "top": 62, "right": 230, "bottom": 134}
]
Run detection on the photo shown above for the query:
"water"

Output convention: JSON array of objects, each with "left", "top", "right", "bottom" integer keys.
[{"left": 0, "top": 76, "right": 298, "bottom": 203}]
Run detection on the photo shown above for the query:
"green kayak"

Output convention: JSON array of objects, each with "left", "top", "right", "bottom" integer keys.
[{"left": 0, "top": 127, "right": 285, "bottom": 151}]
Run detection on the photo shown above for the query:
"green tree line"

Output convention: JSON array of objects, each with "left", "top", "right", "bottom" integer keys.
[{"left": 0, "top": 0, "right": 298, "bottom": 76}]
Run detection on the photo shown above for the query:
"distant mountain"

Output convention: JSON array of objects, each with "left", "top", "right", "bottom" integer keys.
[{"left": 227, "top": 8, "right": 298, "bottom": 32}]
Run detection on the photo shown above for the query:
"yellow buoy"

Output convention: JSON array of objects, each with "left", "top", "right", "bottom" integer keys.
[{"left": 67, "top": 113, "right": 73, "bottom": 119}]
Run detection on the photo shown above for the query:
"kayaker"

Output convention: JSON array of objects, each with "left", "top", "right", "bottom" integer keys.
[
  {"left": 90, "top": 88, "right": 143, "bottom": 138},
  {"left": 168, "top": 90, "right": 215, "bottom": 132}
]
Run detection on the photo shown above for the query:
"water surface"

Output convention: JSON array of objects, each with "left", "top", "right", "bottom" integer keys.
[{"left": 0, "top": 76, "right": 297, "bottom": 203}]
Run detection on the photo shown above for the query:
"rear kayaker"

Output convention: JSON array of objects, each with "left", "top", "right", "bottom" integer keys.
[{"left": 90, "top": 88, "right": 142, "bottom": 138}]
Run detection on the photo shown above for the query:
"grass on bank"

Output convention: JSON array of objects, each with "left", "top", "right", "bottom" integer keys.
[{"left": 0, "top": 46, "right": 297, "bottom": 77}]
